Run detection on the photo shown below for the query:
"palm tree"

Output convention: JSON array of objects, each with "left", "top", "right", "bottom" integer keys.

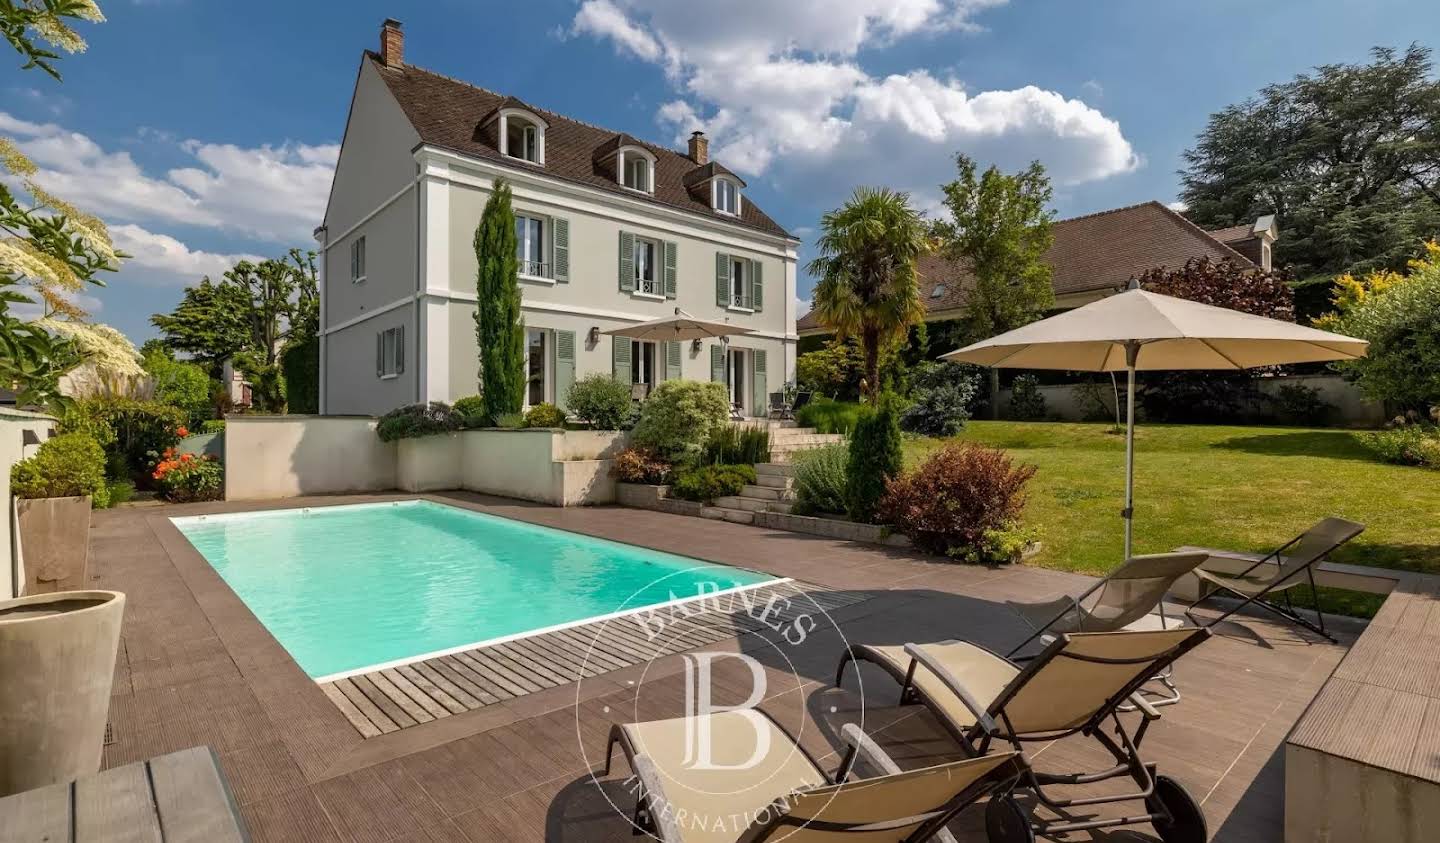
[{"left": 807, "top": 187, "right": 929, "bottom": 400}]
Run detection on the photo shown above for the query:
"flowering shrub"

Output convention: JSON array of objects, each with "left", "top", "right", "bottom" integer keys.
[
  {"left": 152, "top": 449, "right": 224, "bottom": 502},
  {"left": 611, "top": 447, "right": 673, "bottom": 485},
  {"left": 523, "top": 402, "right": 567, "bottom": 428},
  {"left": 60, "top": 398, "right": 185, "bottom": 484},
  {"left": 879, "top": 442, "right": 1037, "bottom": 562}
]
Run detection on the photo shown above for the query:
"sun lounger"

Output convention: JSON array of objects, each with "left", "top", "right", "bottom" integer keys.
[{"left": 605, "top": 709, "right": 1026, "bottom": 842}]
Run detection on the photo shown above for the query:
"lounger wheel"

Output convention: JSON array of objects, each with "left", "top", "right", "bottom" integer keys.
[
  {"left": 1146, "top": 775, "right": 1206, "bottom": 843},
  {"left": 983, "top": 794, "right": 1034, "bottom": 843}
]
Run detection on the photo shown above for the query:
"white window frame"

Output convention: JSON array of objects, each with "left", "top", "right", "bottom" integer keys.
[
  {"left": 524, "top": 327, "right": 551, "bottom": 408},
  {"left": 630, "top": 339, "right": 657, "bottom": 388},
  {"left": 350, "top": 236, "right": 366, "bottom": 284},
  {"left": 618, "top": 146, "right": 656, "bottom": 194},
  {"left": 712, "top": 178, "right": 741, "bottom": 216},
  {"left": 515, "top": 212, "right": 551, "bottom": 281},
  {"left": 378, "top": 326, "right": 402, "bottom": 379},
  {"left": 498, "top": 108, "right": 547, "bottom": 165},
  {"left": 633, "top": 236, "right": 662, "bottom": 298},
  {"left": 728, "top": 256, "right": 752, "bottom": 312}
]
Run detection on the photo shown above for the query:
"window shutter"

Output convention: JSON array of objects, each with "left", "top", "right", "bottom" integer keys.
[
  {"left": 618, "top": 231, "right": 635, "bottom": 292},
  {"left": 663, "top": 241, "right": 678, "bottom": 299},
  {"left": 612, "top": 336, "right": 631, "bottom": 380},
  {"left": 395, "top": 326, "right": 404, "bottom": 374},
  {"left": 751, "top": 260, "right": 763, "bottom": 312},
  {"left": 665, "top": 341, "right": 682, "bottom": 380},
  {"left": 751, "top": 349, "right": 767, "bottom": 417},
  {"left": 710, "top": 344, "right": 725, "bottom": 383},
  {"left": 553, "top": 218, "right": 570, "bottom": 283},
  {"left": 554, "top": 330, "right": 576, "bottom": 410},
  {"left": 376, "top": 332, "right": 383, "bottom": 377},
  {"left": 715, "top": 253, "right": 729, "bottom": 307}
]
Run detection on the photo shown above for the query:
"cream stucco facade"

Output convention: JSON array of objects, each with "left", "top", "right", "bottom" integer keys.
[{"left": 318, "top": 60, "right": 799, "bottom": 418}]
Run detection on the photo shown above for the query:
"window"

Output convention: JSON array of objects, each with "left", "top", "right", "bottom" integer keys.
[
  {"left": 516, "top": 214, "right": 548, "bottom": 278},
  {"left": 350, "top": 236, "right": 366, "bottom": 283},
  {"left": 930, "top": 284, "right": 946, "bottom": 299},
  {"left": 506, "top": 117, "right": 540, "bottom": 163},
  {"left": 377, "top": 326, "right": 403, "bottom": 379},
  {"left": 727, "top": 348, "right": 746, "bottom": 410},
  {"left": 630, "top": 340, "right": 656, "bottom": 388},
  {"left": 713, "top": 179, "right": 740, "bottom": 215},
  {"left": 633, "top": 237, "right": 659, "bottom": 296},
  {"left": 730, "top": 257, "right": 748, "bottom": 308},
  {"left": 526, "top": 329, "right": 548, "bottom": 406},
  {"left": 623, "top": 155, "right": 651, "bottom": 192}
]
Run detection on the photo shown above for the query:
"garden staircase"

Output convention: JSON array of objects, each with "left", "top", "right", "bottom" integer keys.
[{"left": 700, "top": 421, "right": 841, "bottom": 525}]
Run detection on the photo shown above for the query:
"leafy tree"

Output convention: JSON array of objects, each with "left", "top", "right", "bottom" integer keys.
[
  {"left": 0, "top": 0, "right": 105, "bottom": 80},
  {"left": 1180, "top": 45, "right": 1440, "bottom": 284},
  {"left": 149, "top": 278, "right": 251, "bottom": 373},
  {"left": 473, "top": 179, "right": 525, "bottom": 420},
  {"left": 808, "top": 187, "right": 928, "bottom": 401},
  {"left": 795, "top": 336, "right": 909, "bottom": 401},
  {"left": 142, "top": 349, "right": 211, "bottom": 421}
]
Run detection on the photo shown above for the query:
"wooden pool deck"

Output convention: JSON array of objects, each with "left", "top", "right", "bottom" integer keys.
[{"left": 91, "top": 492, "right": 1351, "bottom": 842}]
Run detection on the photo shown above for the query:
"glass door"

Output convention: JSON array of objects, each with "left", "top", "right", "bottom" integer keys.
[
  {"left": 728, "top": 348, "right": 747, "bottom": 415},
  {"left": 526, "top": 329, "right": 548, "bottom": 407}
]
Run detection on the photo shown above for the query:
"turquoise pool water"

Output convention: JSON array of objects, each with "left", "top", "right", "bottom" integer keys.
[{"left": 171, "top": 500, "right": 776, "bottom": 679}]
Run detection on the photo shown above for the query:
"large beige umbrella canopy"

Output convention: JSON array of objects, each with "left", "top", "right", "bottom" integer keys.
[
  {"left": 603, "top": 308, "right": 755, "bottom": 341},
  {"left": 943, "top": 287, "right": 1368, "bottom": 560}
]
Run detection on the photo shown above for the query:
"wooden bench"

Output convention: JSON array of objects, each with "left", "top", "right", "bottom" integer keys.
[{"left": 0, "top": 745, "right": 247, "bottom": 842}]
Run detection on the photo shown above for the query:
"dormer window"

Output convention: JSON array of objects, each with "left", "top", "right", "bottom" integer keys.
[
  {"left": 713, "top": 178, "right": 741, "bottom": 215},
  {"left": 497, "top": 108, "right": 546, "bottom": 164},
  {"left": 616, "top": 146, "right": 656, "bottom": 193}
]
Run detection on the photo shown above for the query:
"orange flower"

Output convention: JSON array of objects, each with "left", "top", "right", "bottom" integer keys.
[{"left": 176, "top": 426, "right": 189, "bottom": 438}]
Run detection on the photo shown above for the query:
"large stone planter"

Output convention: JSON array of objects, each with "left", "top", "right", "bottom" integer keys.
[
  {"left": 16, "top": 495, "right": 91, "bottom": 595},
  {"left": 0, "top": 590, "right": 124, "bottom": 797}
]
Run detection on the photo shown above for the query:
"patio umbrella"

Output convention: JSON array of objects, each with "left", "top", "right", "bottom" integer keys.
[
  {"left": 602, "top": 308, "right": 755, "bottom": 341},
  {"left": 942, "top": 286, "right": 1368, "bottom": 561}
]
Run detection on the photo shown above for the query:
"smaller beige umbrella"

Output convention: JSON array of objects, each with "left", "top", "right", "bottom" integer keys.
[
  {"left": 943, "top": 287, "right": 1367, "bottom": 560},
  {"left": 603, "top": 308, "right": 755, "bottom": 341}
]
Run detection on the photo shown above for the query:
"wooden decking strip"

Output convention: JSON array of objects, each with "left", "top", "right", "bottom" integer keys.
[{"left": 320, "top": 581, "right": 873, "bottom": 737}]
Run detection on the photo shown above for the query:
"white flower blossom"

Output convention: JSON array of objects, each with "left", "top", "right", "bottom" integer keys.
[{"left": 37, "top": 319, "right": 144, "bottom": 379}]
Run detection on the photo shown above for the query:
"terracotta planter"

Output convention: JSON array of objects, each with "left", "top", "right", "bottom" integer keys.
[
  {"left": 16, "top": 495, "right": 92, "bottom": 595},
  {"left": 0, "top": 590, "right": 124, "bottom": 797}
]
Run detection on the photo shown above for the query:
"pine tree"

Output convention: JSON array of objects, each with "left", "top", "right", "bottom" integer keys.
[{"left": 473, "top": 179, "right": 525, "bottom": 421}]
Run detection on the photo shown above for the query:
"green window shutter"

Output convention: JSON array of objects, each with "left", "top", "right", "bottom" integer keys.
[
  {"left": 663, "top": 241, "right": 678, "bottom": 299},
  {"left": 715, "top": 252, "right": 729, "bottom": 307},
  {"left": 612, "top": 336, "right": 632, "bottom": 380},
  {"left": 750, "top": 260, "right": 763, "bottom": 312},
  {"left": 553, "top": 330, "right": 576, "bottom": 410},
  {"left": 665, "top": 341, "right": 682, "bottom": 380},
  {"left": 751, "top": 349, "right": 767, "bottom": 419},
  {"left": 618, "top": 231, "right": 635, "bottom": 292},
  {"left": 553, "top": 218, "right": 570, "bottom": 282},
  {"left": 710, "top": 344, "right": 725, "bottom": 383},
  {"left": 376, "top": 332, "right": 383, "bottom": 377}
]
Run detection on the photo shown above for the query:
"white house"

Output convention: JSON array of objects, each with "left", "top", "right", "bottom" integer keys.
[{"left": 316, "top": 19, "right": 800, "bottom": 417}]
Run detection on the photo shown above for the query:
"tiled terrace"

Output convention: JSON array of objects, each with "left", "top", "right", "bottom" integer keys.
[{"left": 92, "top": 493, "right": 1349, "bottom": 842}]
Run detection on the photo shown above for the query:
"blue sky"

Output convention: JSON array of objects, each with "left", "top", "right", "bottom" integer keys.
[{"left": 5, "top": 0, "right": 1438, "bottom": 346}]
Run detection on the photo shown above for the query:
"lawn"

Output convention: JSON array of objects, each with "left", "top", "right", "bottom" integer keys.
[{"left": 904, "top": 422, "right": 1440, "bottom": 617}]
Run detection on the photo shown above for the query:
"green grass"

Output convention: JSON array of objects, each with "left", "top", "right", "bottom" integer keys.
[{"left": 905, "top": 422, "right": 1440, "bottom": 617}]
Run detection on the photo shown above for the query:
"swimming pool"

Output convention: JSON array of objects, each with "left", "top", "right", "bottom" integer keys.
[{"left": 172, "top": 500, "right": 778, "bottom": 680}]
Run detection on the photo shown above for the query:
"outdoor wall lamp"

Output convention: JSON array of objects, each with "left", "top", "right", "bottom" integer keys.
[
  {"left": 691, "top": 338, "right": 703, "bottom": 354},
  {"left": 587, "top": 326, "right": 600, "bottom": 344}
]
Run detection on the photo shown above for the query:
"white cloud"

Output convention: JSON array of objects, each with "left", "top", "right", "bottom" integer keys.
[
  {"left": 109, "top": 225, "right": 263, "bottom": 285},
  {"left": 1081, "top": 79, "right": 1104, "bottom": 97},
  {"left": 1167, "top": 200, "right": 1189, "bottom": 212},
  {"left": 574, "top": 0, "right": 1138, "bottom": 207},
  {"left": 795, "top": 296, "right": 812, "bottom": 317},
  {"left": 0, "top": 112, "right": 337, "bottom": 244}
]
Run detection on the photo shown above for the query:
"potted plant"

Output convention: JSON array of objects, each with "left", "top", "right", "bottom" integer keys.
[
  {"left": 0, "top": 590, "right": 125, "bottom": 796},
  {"left": 10, "top": 433, "right": 109, "bottom": 594}
]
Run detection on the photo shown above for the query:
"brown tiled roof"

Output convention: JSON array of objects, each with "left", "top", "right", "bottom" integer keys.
[
  {"left": 1206, "top": 223, "right": 1256, "bottom": 244},
  {"left": 367, "top": 54, "right": 791, "bottom": 239},
  {"left": 798, "top": 200, "right": 1255, "bottom": 331}
]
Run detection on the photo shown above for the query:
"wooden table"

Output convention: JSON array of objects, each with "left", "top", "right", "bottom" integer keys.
[{"left": 0, "top": 746, "right": 247, "bottom": 842}]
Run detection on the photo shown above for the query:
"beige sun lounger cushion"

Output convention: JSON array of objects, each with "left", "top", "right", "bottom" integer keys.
[
  {"left": 851, "top": 643, "right": 1020, "bottom": 730},
  {"left": 617, "top": 711, "right": 1022, "bottom": 843}
]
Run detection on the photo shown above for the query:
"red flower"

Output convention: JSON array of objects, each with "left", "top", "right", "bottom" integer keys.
[{"left": 176, "top": 426, "right": 190, "bottom": 438}]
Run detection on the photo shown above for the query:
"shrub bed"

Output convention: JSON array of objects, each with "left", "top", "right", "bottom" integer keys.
[
  {"left": 152, "top": 449, "right": 224, "bottom": 502},
  {"left": 60, "top": 398, "right": 186, "bottom": 484},
  {"left": 671, "top": 464, "right": 756, "bottom": 503},
  {"left": 567, "top": 373, "right": 633, "bottom": 430},
  {"left": 11, "top": 433, "right": 110, "bottom": 508},
  {"left": 1361, "top": 420, "right": 1440, "bottom": 468},
  {"left": 631, "top": 380, "right": 730, "bottom": 460},
  {"left": 376, "top": 402, "right": 461, "bottom": 442},
  {"left": 791, "top": 442, "right": 847, "bottom": 515},
  {"left": 453, "top": 395, "right": 487, "bottom": 428},
  {"left": 879, "top": 442, "right": 1036, "bottom": 563},
  {"left": 796, "top": 398, "right": 861, "bottom": 434},
  {"left": 523, "top": 402, "right": 567, "bottom": 428},
  {"left": 704, "top": 425, "right": 771, "bottom": 465},
  {"left": 611, "top": 447, "right": 673, "bottom": 485}
]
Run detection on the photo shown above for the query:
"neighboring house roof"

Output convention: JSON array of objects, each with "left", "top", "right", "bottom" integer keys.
[
  {"left": 1206, "top": 223, "right": 1256, "bottom": 244},
  {"left": 367, "top": 53, "right": 792, "bottom": 240},
  {"left": 797, "top": 200, "right": 1256, "bottom": 332}
]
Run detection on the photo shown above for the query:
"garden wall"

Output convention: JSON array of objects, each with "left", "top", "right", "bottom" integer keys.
[
  {"left": 225, "top": 416, "right": 396, "bottom": 500},
  {"left": 998, "top": 374, "right": 1383, "bottom": 427},
  {"left": 0, "top": 410, "right": 58, "bottom": 599}
]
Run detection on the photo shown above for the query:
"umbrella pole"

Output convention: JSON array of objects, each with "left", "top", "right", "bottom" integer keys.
[{"left": 1122, "top": 342, "right": 1139, "bottom": 563}]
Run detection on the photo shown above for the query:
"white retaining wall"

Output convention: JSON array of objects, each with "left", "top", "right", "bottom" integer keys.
[{"left": 0, "top": 409, "right": 58, "bottom": 599}]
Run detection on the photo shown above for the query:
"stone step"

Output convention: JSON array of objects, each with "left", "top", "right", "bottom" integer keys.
[
  {"left": 699, "top": 506, "right": 755, "bottom": 525},
  {"left": 770, "top": 431, "right": 831, "bottom": 444},
  {"left": 755, "top": 474, "right": 794, "bottom": 490},
  {"left": 771, "top": 435, "right": 844, "bottom": 448},
  {"left": 754, "top": 462, "right": 795, "bottom": 477},
  {"left": 715, "top": 496, "right": 770, "bottom": 512},
  {"left": 739, "top": 484, "right": 794, "bottom": 502},
  {"left": 767, "top": 500, "right": 795, "bottom": 515}
]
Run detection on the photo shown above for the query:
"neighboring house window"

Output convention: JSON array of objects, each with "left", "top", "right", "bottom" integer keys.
[
  {"left": 633, "top": 236, "right": 660, "bottom": 296},
  {"left": 350, "top": 236, "right": 366, "bottom": 283},
  {"left": 516, "top": 214, "right": 549, "bottom": 278},
  {"left": 630, "top": 340, "right": 656, "bottom": 388},
  {"left": 377, "top": 326, "right": 403, "bottom": 379},
  {"left": 730, "top": 257, "right": 748, "bottom": 308},
  {"left": 930, "top": 284, "right": 945, "bottom": 299},
  {"left": 499, "top": 110, "right": 546, "bottom": 164},
  {"left": 713, "top": 179, "right": 740, "bottom": 215},
  {"left": 526, "top": 328, "right": 548, "bottom": 406},
  {"left": 621, "top": 150, "right": 653, "bottom": 193}
]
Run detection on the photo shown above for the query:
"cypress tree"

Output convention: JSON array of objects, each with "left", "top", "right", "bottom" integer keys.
[{"left": 473, "top": 179, "right": 526, "bottom": 421}]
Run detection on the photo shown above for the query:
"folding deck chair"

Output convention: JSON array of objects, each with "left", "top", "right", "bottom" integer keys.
[
  {"left": 836, "top": 628, "right": 1213, "bottom": 842},
  {"left": 606, "top": 710, "right": 1027, "bottom": 842},
  {"left": 1184, "top": 517, "right": 1364, "bottom": 643},
  {"left": 1004, "top": 551, "right": 1209, "bottom": 706}
]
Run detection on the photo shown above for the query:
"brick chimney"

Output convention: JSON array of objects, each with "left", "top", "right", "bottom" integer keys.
[
  {"left": 688, "top": 131, "right": 709, "bottom": 165},
  {"left": 380, "top": 18, "right": 404, "bottom": 68}
]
